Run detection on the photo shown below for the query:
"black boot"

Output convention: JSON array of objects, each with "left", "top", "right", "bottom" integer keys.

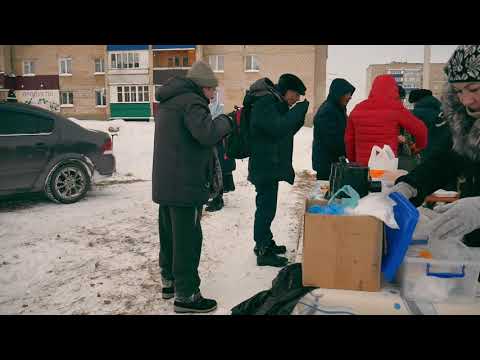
[
  {"left": 254, "top": 240, "right": 287, "bottom": 256},
  {"left": 205, "top": 196, "right": 224, "bottom": 212},
  {"left": 174, "top": 292, "right": 217, "bottom": 314},
  {"left": 161, "top": 279, "right": 175, "bottom": 300},
  {"left": 256, "top": 247, "right": 288, "bottom": 268}
]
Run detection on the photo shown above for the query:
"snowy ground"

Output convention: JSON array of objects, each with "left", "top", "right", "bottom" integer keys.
[{"left": 0, "top": 120, "right": 315, "bottom": 315}]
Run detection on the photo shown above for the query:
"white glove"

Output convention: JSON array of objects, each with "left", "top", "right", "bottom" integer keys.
[
  {"left": 428, "top": 196, "right": 480, "bottom": 241},
  {"left": 389, "top": 182, "right": 418, "bottom": 199}
]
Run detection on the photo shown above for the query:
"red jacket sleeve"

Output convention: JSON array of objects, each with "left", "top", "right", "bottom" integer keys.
[
  {"left": 397, "top": 109, "right": 428, "bottom": 151},
  {"left": 344, "top": 116, "right": 356, "bottom": 162}
]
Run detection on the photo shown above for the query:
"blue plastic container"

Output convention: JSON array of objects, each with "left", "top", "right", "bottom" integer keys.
[{"left": 382, "top": 192, "right": 420, "bottom": 282}]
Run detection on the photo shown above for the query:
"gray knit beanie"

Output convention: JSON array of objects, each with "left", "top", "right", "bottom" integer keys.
[{"left": 186, "top": 61, "right": 218, "bottom": 88}]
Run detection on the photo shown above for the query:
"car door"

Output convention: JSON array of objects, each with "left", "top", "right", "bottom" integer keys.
[{"left": 0, "top": 108, "right": 58, "bottom": 191}]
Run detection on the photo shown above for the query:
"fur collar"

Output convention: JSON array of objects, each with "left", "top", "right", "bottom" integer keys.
[{"left": 443, "top": 85, "right": 480, "bottom": 161}]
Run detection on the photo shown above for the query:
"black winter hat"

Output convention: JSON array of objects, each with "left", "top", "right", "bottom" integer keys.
[
  {"left": 444, "top": 45, "right": 480, "bottom": 83},
  {"left": 408, "top": 89, "right": 433, "bottom": 104},
  {"left": 277, "top": 73, "right": 306, "bottom": 96}
]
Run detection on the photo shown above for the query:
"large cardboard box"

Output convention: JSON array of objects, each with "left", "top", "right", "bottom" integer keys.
[{"left": 302, "top": 199, "right": 383, "bottom": 292}]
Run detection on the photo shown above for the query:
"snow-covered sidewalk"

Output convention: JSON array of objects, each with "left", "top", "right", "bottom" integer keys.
[{"left": 0, "top": 121, "right": 315, "bottom": 314}]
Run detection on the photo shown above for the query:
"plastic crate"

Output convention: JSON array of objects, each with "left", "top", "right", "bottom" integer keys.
[{"left": 399, "top": 243, "right": 480, "bottom": 304}]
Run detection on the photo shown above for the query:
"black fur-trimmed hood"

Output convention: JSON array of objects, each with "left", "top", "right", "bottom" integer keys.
[{"left": 443, "top": 84, "right": 480, "bottom": 161}]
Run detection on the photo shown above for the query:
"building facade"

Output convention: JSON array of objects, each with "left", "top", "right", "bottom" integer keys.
[
  {"left": 152, "top": 45, "right": 196, "bottom": 116},
  {"left": 198, "top": 45, "right": 328, "bottom": 126},
  {"left": 106, "top": 45, "right": 152, "bottom": 120},
  {"left": 366, "top": 62, "right": 448, "bottom": 108},
  {"left": 1, "top": 45, "right": 328, "bottom": 123},
  {"left": 0, "top": 45, "right": 107, "bottom": 118}
]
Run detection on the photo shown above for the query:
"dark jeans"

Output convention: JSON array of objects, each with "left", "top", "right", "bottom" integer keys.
[
  {"left": 223, "top": 173, "right": 235, "bottom": 193},
  {"left": 254, "top": 181, "right": 279, "bottom": 250},
  {"left": 158, "top": 205, "right": 203, "bottom": 298}
]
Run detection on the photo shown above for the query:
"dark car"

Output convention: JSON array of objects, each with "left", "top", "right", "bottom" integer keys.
[{"left": 0, "top": 102, "right": 116, "bottom": 204}]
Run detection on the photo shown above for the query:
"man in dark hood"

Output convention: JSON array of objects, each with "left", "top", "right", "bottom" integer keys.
[
  {"left": 408, "top": 88, "right": 448, "bottom": 162},
  {"left": 247, "top": 73, "right": 309, "bottom": 267},
  {"left": 312, "top": 78, "right": 355, "bottom": 180}
]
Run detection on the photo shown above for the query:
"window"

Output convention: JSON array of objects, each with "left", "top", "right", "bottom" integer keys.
[
  {"left": 209, "top": 55, "right": 224, "bottom": 72},
  {"left": 143, "top": 86, "right": 149, "bottom": 102},
  {"left": 115, "top": 85, "right": 149, "bottom": 103},
  {"left": 60, "top": 91, "right": 74, "bottom": 106},
  {"left": 59, "top": 58, "right": 72, "bottom": 75},
  {"left": 95, "top": 89, "right": 106, "bottom": 106},
  {"left": 174, "top": 56, "right": 180, "bottom": 67},
  {"left": 23, "top": 60, "right": 35, "bottom": 75},
  {"left": 0, "top": 111, "right": 54, "bottom": 135},
  {"left": 110, "top": 52, "right": 141, "bottom": 69},
  {"left": 134, "top": 53, "right": 139, "bottom": 68},
  {"left": 130, "top": 86, "right": 137, "bottom": 102},
  {"left": 183, "top": 56, "right": 189, "bottom": 67},
  {"left": 245, "top": 55, "right": 259, "bottom": 72},
  {"left": 95, "top": 58, "right": 105, "bottom": 73}
]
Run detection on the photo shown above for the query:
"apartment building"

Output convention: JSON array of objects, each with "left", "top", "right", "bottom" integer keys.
[
  {"left": 366, "top": 62, "right": 448, "bottom": 108},
  {"left": 198, "top": 45, "right": 328, "bottom": 125},
  {"left": 1, "top": 45, "right": 328, "bottom": 123}
]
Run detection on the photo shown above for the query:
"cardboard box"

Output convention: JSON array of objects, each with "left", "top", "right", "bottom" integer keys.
[{"left": 302, "top": 198, "right": 383, "bottom": 292}]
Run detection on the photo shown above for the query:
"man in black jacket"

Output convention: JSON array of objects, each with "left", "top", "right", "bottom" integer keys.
[
  {"left": 248, "top": 74, "right": 309, "bottom": 267},
  {"left": 312, "top": 78, "right": 355, "bottom": 180},
  {"left": 153, "top": 61, "right": 233, "bottom": 313}
]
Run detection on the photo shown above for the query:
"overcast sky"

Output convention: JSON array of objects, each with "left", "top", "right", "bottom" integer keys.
[{"left": 326, "top": 45, "right": 459, "bottom": 111}]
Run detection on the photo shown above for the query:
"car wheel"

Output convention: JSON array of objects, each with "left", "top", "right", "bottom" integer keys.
[{"left": 47, "top": 162, "right": 91, "bottom": 204}]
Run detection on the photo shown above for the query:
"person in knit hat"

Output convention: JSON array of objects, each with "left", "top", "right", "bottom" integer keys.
[
  {"left": 393, "top": 45, "right": 480, "bottom": 250},
  {"left": 152, "top": 60, "right": 233, "bottom": 313},
  {"left": 246, "top": 73, "right": 309, "bottom": 267}
]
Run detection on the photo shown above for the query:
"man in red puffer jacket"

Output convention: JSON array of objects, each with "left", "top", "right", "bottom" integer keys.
[{"left": 345, "top": 74, "right": 428, "bottom": 166}]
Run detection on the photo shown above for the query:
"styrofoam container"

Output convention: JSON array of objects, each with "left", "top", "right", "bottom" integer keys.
[{"left": 399, "top": 242, "right": 480, "bottom": 304}]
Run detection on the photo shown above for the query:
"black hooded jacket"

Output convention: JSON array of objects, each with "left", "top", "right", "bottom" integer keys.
[
  {"left": 247, "top": 78, "right": 309, "bottom": 185},
  {"left": 152, "top": 77, "right": 232, "bottom": 206},
  {"left": 312, "top": 78, "right": 355, "bottom": 180},
  {"left": 411, "top": 95, "right": 449, "bottom": 161}
]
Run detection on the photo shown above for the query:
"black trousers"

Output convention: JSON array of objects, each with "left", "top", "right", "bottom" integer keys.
[
  {"left": 254, "top": 181, "right": 279, "bottom": 250},
  {"left": 158, "top": 205, "right": 203, "bottom": 298}
]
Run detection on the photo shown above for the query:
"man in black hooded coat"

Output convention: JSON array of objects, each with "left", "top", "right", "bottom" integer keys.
[{"left": 312, "top": 78, "right": 355, "bottom": 180}]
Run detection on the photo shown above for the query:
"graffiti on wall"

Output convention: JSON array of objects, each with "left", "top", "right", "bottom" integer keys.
[{"left": 16, "top": 90, "right": 61, "bottom": 112}]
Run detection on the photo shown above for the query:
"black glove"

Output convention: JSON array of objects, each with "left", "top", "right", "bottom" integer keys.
[{"left": 293, "top": 99, "right": 310, "bottom": 114}]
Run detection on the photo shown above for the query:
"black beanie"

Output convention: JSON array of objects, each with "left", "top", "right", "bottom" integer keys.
[
  {"left": 408, "top": 89, "right": 433, "bottom": 103},
  {"left": 277, "top": 73, "right": 306, "bottom": 96}
]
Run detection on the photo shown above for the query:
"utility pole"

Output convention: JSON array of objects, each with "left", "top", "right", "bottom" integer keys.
[{"left": 423, "top": 45, "right": 431, "bottom": 89}]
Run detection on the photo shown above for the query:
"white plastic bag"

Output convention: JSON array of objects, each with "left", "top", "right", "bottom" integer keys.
[
  {"left": 368, "top": 145, "right": 398, "bottom": 171},
  {"left": 346, "top": 192, "right": 399, "bottom": 229}
]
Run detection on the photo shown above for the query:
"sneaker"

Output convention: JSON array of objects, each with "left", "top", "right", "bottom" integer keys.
[
  {"left": 162, "top": 286, "right": 175, "bottom": 300},
  {"left": 256, "top": 248, "right": 288, "bottom": 268},
  {"left": 174, "top": 294, "right": 218, "bottom": 314}
]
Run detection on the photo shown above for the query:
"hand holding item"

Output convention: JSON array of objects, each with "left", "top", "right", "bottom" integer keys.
[{"left": 428, "top": 196, "right": 480, "bottom": 241}]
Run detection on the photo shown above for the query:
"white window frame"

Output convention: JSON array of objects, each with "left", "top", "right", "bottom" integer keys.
[
  {"left": 110, "top": 51, "right": 141, "bottom": 70},
  {"left": 95, "top": 88, "right": 106, "bottom": 107},
  {"left": 245, "top": 55, "right": 260, "bottom": 72},
  {"left": 23, "top": 60, "right": 35, "bottom": 76},
  {"left": 59, "top": 58, "right": 72, "bottom": 76},
  {"left": 94, "top": 58, "right": 105, "bottom": 74},
  {"left": 209, "top": 55, "right": 224, "bottom": 73},
  {"left": 60, "top": 91, "right": 74, "bottom": 107},
  {"left": 115, "top": 85, "right": 149, "bottom": 103}
]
